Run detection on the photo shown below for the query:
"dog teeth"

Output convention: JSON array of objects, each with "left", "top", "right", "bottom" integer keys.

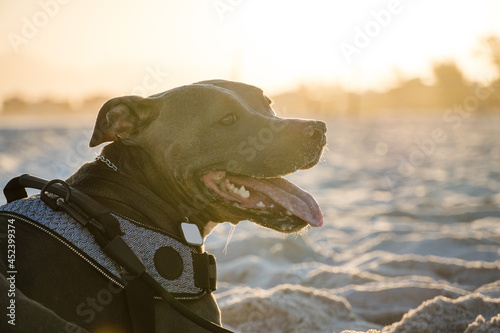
[
  {"left": 233, "top": 185, "right": 250, "bottom": 199},
  {"left": 256, "top": 201, "right": 265, "bottom": 208},
  {"left": 225, "top": 179, "right": 236, "bottom": 190},
  {"left": 223, "top": 179, "right": 250, "bottom": 199}
]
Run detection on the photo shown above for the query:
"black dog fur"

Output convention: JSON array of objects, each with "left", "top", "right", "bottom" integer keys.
[{"left": 0, "top": 80, "right": 326, "bottom": 332}]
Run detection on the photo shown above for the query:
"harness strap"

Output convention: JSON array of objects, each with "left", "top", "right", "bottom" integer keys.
[
  {"left": 5, "top": 175, "right": 152, "bottom": 331},
  {"left": 123, "top": 273, "right": 156, "bottom": 333},
  {"left": 5, "top": 175, "right": 123, "bottom": 241},
  {"left": 193, "top": 253, "right": 217, "bottom": 291},
  {"left": 3, "top": 174, "right": 233, "bottom": 333},
  {"left": 4, "top": 175, "right": 28, "bottom": 203}
]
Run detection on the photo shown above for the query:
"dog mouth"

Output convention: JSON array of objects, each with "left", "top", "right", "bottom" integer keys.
[{"left": 202, "top": 171, "right": 323, "bottom": 229}]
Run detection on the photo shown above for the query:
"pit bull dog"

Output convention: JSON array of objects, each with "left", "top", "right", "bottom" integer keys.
[{"left": 0, "top": 79, "right": 326, "bottom": 332}]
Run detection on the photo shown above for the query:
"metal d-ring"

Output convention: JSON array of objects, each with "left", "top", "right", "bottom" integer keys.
[{"left": 41, "top": 179, "right": 72, "bottom": 204}]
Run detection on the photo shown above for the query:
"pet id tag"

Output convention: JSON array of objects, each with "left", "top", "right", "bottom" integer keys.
[{"left": 180, "top": 222, "right": 203, "bottom": 246}]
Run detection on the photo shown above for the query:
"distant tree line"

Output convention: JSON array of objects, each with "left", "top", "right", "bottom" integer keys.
[
  {"left": 272, "top": 36, "right": 500, "bottom": 115},
  {"left": 1, "top": 95, "right": 107, "bottom": 115},
  {"left": 2, "top": 36, "right": 500, "bottom": 117}
]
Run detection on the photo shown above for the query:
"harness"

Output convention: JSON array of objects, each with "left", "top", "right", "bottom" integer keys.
[{"left": 1, "top": 174, "right": 233, "bottom": 333}]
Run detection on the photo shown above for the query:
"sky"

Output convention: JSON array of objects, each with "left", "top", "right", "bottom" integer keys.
[{"left": 1, "top": 0, "right": 500, "bottom": 104}]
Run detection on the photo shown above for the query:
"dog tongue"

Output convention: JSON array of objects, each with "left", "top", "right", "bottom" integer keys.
[{"left": 227, "top": 174, "right": 324, "bottom": 227}]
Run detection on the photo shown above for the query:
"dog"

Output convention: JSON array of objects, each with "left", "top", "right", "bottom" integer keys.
[{"left": 0, "top": 79, "right": 326, "bottom": 332}]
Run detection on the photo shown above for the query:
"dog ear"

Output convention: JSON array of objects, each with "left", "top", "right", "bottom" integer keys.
[{"left": 89, "top": 96, "right": 158, "bottom": 147}]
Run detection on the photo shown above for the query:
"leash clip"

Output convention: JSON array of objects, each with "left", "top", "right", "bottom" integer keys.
[
  {"left": 40, "top": 179, "right": 107, "bottom": 235},
  {"left": 55, "top": 198, "right": 107, "bottom": 235}
]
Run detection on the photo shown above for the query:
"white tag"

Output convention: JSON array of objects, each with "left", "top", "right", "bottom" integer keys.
[{"left": 180, "top": 222, "right": 203, "bottom": 246}]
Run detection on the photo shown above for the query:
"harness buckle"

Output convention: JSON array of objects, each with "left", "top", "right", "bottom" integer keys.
[{"left": 192, "top": 252, "right": 217, "bottom": 292}]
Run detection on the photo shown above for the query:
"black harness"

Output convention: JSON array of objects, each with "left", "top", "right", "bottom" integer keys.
[{"left": 2, "top": 174, "right": 234, "bottom": 333}]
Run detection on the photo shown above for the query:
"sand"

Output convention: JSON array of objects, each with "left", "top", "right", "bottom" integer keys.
[
  {"left": 205, "top": 114, "right": 500, "bottom": 332},
  {"left": 1, "top": 113, "right": 499, "bottom": 332}
]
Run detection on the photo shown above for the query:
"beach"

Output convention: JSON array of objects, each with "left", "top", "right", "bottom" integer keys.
[{"left": 1, "top": 113, "right": 499, "bottom": 332}]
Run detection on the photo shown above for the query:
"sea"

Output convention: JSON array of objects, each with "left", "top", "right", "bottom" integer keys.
[{"left": 1, "top": 112, "right": 499, "bottom": 332}]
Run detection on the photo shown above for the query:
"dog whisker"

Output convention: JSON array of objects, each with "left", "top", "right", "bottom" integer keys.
[{"left": 224, "top": 224, "right": 237, "bottom": 255}]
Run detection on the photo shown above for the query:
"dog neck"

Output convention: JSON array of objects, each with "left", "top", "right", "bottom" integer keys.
[{"left": 67, "top": 142, "right": 217, "bottom": 240}]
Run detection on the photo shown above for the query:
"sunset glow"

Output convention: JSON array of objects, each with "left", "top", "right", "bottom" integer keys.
[{"left": 1, "top": 0, "right": 499, "bottom": 102}]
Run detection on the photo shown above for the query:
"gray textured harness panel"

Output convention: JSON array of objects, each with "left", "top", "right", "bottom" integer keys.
[{"left": 1, "top": 196, "right": 204, "bottom": 296}]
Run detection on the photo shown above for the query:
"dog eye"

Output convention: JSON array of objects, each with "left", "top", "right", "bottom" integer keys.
[{"left": 219, "top": 114, "right": 237, "bottom": 126}]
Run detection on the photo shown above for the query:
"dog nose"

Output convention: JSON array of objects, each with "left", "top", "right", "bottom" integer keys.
[{"left": 303, "top": 121, "right": 327, "bottom": 139}]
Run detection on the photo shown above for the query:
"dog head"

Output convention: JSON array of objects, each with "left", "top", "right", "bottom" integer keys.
[{"left": 90, "top": 80, "right": 326, "bottom": 233}]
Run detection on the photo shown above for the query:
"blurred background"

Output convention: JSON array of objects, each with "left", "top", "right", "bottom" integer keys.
[
  {"left": 1, "top": 0, "right": 500, "bottom": 117},
  {"left": 2, "top": 2, "right": 500, "bottom": 332}
]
